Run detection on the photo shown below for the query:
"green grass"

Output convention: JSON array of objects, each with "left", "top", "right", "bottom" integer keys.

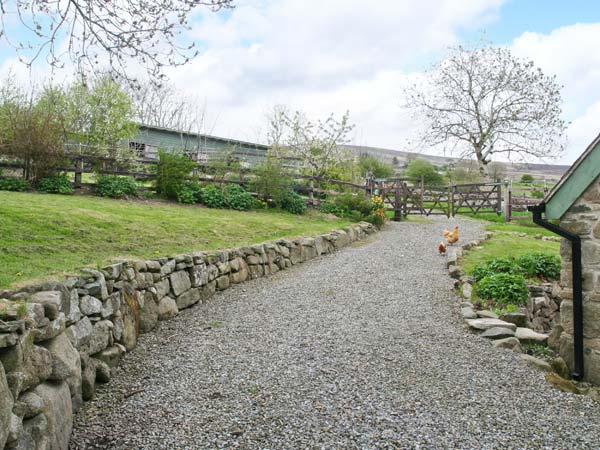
[
  {"left": 0, "top": 191, "right": 352, "bottom": 288},
  {"left": 459, "top": 212, "right": 556, "bottom": 236},
  {"left": 462, "top": 232, "right": 560, "bottom": 275}
]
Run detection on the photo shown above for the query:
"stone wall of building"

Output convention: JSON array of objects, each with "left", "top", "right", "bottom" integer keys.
[
  {"left": 0, "top": 222, "right": 377, "bottom": 449},
  {"left": 556, "top": 176, "right": 600, "bottom": 384}
]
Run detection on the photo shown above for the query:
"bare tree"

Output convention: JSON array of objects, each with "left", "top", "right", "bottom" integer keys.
[
  {"left": 265, "top": 104, "right": 290, "bottom": 159},
  {"left": 0, "top": 1, "right": 234, "bottom": 82},
  {"left": 128, "top": 81, "right": 218, "bottom": 161},
  {"left": 404, "top": 44, "right": 567, "bottom": 178}
]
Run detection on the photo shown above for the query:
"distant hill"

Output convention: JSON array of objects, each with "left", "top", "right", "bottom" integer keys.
[{"left": 344, "top": 144, "right": 570, "bottom": 181}]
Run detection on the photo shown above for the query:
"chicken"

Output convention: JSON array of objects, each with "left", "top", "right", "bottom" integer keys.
[
  {"left": 438, "top": 242, "right": 447, "bottom": 255},
  {"left": 443, "top": 226, "right": 459, "bottom": 245}
]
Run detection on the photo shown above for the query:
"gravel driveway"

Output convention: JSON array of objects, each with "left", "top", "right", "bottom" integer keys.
[{"left": 70, "top": 217, "right": 600, "bottom": 449}]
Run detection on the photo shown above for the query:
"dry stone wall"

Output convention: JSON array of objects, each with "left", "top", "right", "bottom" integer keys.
[
  {"left": 0, "top": 222, "right": 377, "bottom": 450},
  {"left": 557, "top": 175, "right": 600, "bottom": 384}
]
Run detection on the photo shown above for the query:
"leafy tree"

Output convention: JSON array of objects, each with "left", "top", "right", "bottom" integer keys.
[
  {"left": 520, "top": 174, "right": 534, "bottom": 184},
  {"left": 392, "top": 156, "right": 400, "bottom": 166},
  {"left": 64, "top": 75, "right": 138, "bottom": 163},
  {"left": 0, "top": 1, "right": 234, "bottom": 83},
  {"left": 404, "top": 43, "right": 566, "bottom": 178},
  {"left": 406, "top": 158, "right": 443, "bottom": 186},
  {"left": 0, "top": 81, "right": 66, "bottom": 183},
  {"left": 358, "top": 154, "right": 393, "bottom": 179}
]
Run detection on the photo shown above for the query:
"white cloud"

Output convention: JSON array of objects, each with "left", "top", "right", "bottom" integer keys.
[
  {"left": 510, "top": 23, "right": 600, "bottom": 164},
  {"left": 166, "top": 0, "right": 504, "bottom": 145}
]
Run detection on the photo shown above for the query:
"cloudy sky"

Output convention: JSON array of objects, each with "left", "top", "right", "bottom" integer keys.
[{"left": 2, "top": 0, "right": 600, "bottom": 165}]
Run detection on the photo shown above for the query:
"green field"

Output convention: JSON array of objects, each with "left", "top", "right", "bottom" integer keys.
[{"left": 0, "top": 192, "right": 351, "bottom": 288}]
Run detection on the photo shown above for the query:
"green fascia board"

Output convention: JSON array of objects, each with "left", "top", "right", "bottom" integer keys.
[{"left": 545, "top": 137, "right": 600, "bottom": 219}]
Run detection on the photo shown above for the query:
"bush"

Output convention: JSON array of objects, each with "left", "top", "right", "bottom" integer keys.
[
  {"left": 200, "top": 184, "right": 226, "bottom": 208},
  {"left": 154, "top": 151, "right": 195, "bottom": 199},
  {"left": 531, "top": 189, "right": 544, "bottom": 199},
  {"left": 95, "top": 175, "right": 138, "bottom": 198},
  {"left": 251, "top": 158, "right": 288, "bottom": 206},
  {"left": 516, "top": 253, "right": 561, "bottom": 280},
  {"left": 223, "top": 184, "right": 253, "bottom": 211},
  {"left": 319, "top": 201, "right": 346, "bottom": 217},
  {"left": 471, "top": 257, "right": 521, "bottom": 282},
  {"left": 37, "top": 174, "right": 73, "bottom": 194},
  {"left": 175, "top": 182, "right": 202, "bottom": 204},
  {"left": 0, "top": 177, "right": 30, "bottom": 192},
  {"left": 476, "top": 273, "right": 529, "bottom": 306},
  {"left": 281, "top": 190, "right": 307, "bottom": 214},
  {"left": 520, "top": 174, "right": 534, "bottom": 184}
]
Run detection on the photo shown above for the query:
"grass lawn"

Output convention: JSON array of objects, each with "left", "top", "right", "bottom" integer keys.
[
  {"left": 461, "top": 232, "right": 560, "bottom": 275},
  {"left": 0, "top": 192, "right": 352, "bottom": 289},
  {"left": 461, "top": 211, "right": 561, "bottom": 276}
]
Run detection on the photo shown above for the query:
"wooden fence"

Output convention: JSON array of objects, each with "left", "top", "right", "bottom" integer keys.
[{"left": 0, "top": 154, "right": 542, "bottom": 221}]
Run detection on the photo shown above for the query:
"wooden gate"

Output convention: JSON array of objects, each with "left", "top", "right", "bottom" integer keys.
[{"left": 375, "top": 178, "right": 502, "bottom": 221}]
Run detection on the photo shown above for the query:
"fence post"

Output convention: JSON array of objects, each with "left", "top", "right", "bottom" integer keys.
[
  {"left": 74, "top": 157, "right": 84, "bottom": 189},
  {"left": 420, "top": 176, "right": 425, "bottom": 213},
  {"left": 503, "top": 179, "right": 511, "bottom": 222},
  {"left": 448, "top": 185, "right": 455, "bottom": 217},
  {"left": 496, "top": 178, "right": 502, "bottom": 216},
  {"left": 394, "top": 183, "right": 401, "bottom": 221}
]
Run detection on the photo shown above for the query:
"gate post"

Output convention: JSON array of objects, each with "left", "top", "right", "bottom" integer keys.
[
  {"left": 496, "top": 179, "right": 502, "bottom": 216},
  {"left": 448, "top": 185, "right": 455, "bottom": 217},
  {"left": 503, "top": 179, "right": 511, "bottom": 222},
  {"left": 394, "top": 183, "right": 401, "bottom": 221}
]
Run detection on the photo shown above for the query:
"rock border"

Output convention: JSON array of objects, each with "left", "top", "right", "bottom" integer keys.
[
  {"left": 446, "top": 231, "right": 599, "bottom": 401},
  {"left": 0, "top": 221, "right": 378, "bottom": 450}
]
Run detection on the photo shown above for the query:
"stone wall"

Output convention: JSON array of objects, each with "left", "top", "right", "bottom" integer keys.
[
  {"left": 556, "top": 175, "right": 600, "bottom": 384},
  {"left": 0, "top": 222, "right": 377, "bottom": 449}
]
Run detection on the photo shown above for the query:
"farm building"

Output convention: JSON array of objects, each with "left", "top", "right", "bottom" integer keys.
[
  {"left": 128, "top": 124, "right": 270, "bottom": 167},
  {"left": 530, "top": 132, "right": 600, "bottom": 384}
]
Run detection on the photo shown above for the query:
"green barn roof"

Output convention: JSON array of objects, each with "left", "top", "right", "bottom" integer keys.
[{"left": 543, "top": 132, "right": 600, "bottom": 219}]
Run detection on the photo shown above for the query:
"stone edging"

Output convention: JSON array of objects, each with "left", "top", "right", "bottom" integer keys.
[
  {"left": 0, "top": 221, "right": 378, "bottom": 450},
  {"left": 446, "top": 231, "right": 599, "bottom": 401}
]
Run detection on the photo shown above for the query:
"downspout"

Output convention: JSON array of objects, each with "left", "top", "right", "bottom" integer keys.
[{"left": 528, "top": 203, "right": 584, "bottom": 380}]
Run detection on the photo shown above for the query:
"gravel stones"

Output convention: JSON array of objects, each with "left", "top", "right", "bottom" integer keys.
[{"left": 70, "top": 218, "right": 600, "bottom": 449}]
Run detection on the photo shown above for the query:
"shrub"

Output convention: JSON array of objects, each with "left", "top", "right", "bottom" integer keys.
[
  {"left": 471, "top": 257, "right": 521, "bottom": 281},
  {"left": 520, "top": 174, "right": 534, "bottom": 184},
  {"left": 95, "top": 175, "right": 138, "bottom": 198},
  {"left": 476, "top": 273, "right": 529, "bottom": 306},
  {"left": 154, "top": 151, "right": 195, "bottom": 199},
  {"left": 37, "top": 174, "right": 73, "bottom": 194},
  {"left": 281, "top": 190, "right": 307, "bottom": 214},
  {"left": 516, "top": 252, "right": 561, "bottom": 280},
  {"left": 319, "top": 201, "right": 346, "bottom": 217},
  {"left": 531, "top": 189, "right": 544, "bottom": 199},
  {"left": 0, "top": 177, "right": 30, "bottom": 192},
  {"left": 200, "top": 184, "right": 226, "bottom": 208},
  {"left": 175, "top": 182, "right": 202, "bottom": 204},
  {"left": 251, "top": 157, "right": 288, "bottom": 206},
  {"left": 223, "top": 184, "right": 253, "bottom": 211}
]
